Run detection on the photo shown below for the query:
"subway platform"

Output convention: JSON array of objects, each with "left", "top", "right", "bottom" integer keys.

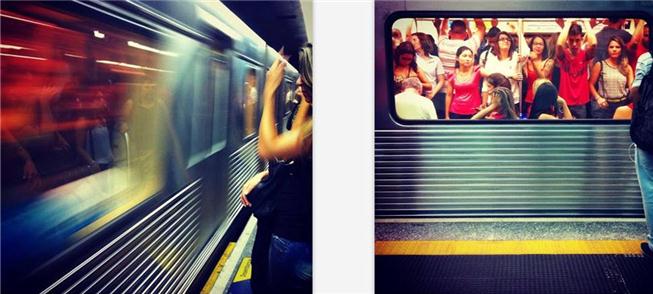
[{"left": 376, "top": 218, "right": 653, "bottom": 294}]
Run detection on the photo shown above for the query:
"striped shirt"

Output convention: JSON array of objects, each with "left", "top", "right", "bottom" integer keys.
[
  {"left": 597, "top": 60, "right": 628, "bottom": 99},
  {"left": 437, "top": 34, "right": 481, "bottom": 76}
]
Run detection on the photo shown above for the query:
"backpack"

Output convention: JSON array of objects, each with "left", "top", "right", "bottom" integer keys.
[{"left": 630, "top": 63, "right": 653, "bottom": 152}]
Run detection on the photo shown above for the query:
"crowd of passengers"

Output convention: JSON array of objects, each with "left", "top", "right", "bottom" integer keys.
[{"left": 392, "top": 18, "right": 650, "bottom": 120}]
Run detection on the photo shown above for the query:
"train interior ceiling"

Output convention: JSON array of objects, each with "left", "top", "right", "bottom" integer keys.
[{"left": 1, "top": 1, "right": 309, "bottom": 293}]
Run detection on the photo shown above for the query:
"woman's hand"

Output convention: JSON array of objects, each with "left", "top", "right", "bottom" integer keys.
[
  {"left": 263, "top": 50, "right": 287, "bottom": 96},
  {"left": 596, "top": 97, "right": 609, "bottom": 109},
  {"left": 240, "top": 170, "right": 269, "bottom": 207},
  {"left": 512, "top": 72, "right": 523, "bottom": 81}
]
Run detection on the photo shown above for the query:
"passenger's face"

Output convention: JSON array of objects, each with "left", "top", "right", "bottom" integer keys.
[
  {"left": 399, "top": 53, "right": 414, "bottom": 66},
  {"left": 498, "top": 34, "right": 512, "bottom": 50},
  {"left": 410, "top": 36, "right": 421, "bottom": 51},
  {"left": 608, "top": 40, "right": 622, "bottom": 59},
  {"left": 532, "top": 37, "right": 545, "bottom": 55},
  {"left": 567, "top": 35, "right": 582, "bottom": 52},
  {"left": 457, "top": 50, "right": 474, "bottom": 67}
]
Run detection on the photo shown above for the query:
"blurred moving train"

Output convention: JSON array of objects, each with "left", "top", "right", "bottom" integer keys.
[
  {"left": 1, "top": 1, "right": 303, "bottom": 292},
  {"left": 375, "top": 1, "right": 653, "bottom": 218}
]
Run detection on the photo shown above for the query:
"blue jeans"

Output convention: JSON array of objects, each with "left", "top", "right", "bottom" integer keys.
[
  {"left": 268, "top": 235, "right": 312, "bottom": 293},
  {"left": 636, "top": 148, "right": 653, "bottom": 250}
]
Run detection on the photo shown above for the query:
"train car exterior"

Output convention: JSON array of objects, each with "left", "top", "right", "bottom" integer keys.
[
  {"left": 375, "top": 1, "right": 653, "bottom": 218},
  {"left": 1, "top": 1, "right": 299, "bottom": 292}
]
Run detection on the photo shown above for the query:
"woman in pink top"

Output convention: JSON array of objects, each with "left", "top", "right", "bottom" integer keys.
[{"left": 445, "top": 46, "right": 482, "bottom": 119}]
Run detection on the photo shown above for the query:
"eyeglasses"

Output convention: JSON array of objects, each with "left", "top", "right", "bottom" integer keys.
[{"left": 498, "top": 37, "right": 511, "bottom": 42}]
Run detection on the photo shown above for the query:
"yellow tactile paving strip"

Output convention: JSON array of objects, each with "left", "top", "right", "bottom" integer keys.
[
  {"left": 201, "top": 242, "right": 236, "bottom": 294},
  {"left": 375, "top": 240, "right": 644, "bottom": 255}
]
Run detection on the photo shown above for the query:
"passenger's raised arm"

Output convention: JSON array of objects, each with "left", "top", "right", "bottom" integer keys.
[
  {"left": 556, "top": 19, "right": 572, "bottom": 60},
  {"left": 474, "top": 18, "right": 486, "bottom": 42},
  {"left": 440, "top": 18, "right": 449, "bottom": 37},
  {"left": 258, "top": 56, "right": 311, "bottom": 161},
  {"left": 582, "top": 19, "right": 597, "bottom": 60}
]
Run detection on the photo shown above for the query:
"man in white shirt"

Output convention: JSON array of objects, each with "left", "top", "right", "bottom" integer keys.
[
  {"left": 436, "top": 18, "right": 486, "bottom": 75},
  {"left": 395, "top": 77, "right": 438, "bottom": 120}
]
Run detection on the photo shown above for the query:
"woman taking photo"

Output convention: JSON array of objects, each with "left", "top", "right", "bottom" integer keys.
[
  {"left": 241, "top": 45, "right": 313, "bottom": 293},
  {"left": 393, "top": 41, "right": 432, "bottom": 95},
  {"left": 445, "top": 46, "right": 483, "bottom": 119},
  {"left": 589, "top": 36, "right": 634, "bottom": 119}
]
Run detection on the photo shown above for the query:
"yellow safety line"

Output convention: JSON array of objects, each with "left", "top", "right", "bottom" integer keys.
[
  {"left": 375, "top": 240, "right": 644, "bottom": 255},
  {"left": 201, "top": 242, "right": 236, "bottom": 294}
]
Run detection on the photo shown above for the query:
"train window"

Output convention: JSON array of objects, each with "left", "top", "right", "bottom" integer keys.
[
  {"left": 243, "top": 68, "right": 259, "bottom": 137},
  {"left": 0, "top": 2, "right": 190, "bottom": 239},
  {"left": 389, "top": 16, "right": 649, "bottom": 122},
  {"left": 284, "top": 80, "right": 298, "bottom": 115},
  {"left": 189, "top": 50, "right": 215, "bottom": 166},
  {"left": 210, "top": 58, "right": 229, "bottom": 153}
]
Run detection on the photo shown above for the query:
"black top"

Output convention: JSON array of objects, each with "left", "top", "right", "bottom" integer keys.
[{"left": 271, "top": 155, "right": 312, "bottom": 243}]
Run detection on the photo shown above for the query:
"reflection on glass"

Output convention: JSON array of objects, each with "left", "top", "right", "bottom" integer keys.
[
  {"left": 390, "top": 17, "right": 648, "bottom": 120},
  {"left": 243, "top": 69, "right": 258, "bottom": 136},
  {"left": 1, "top": 3, "right": 186, "bottom": 266}
]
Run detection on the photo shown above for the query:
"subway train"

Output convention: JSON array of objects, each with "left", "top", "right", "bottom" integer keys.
[
  {"left": 1, "top": 1, "right": 302, "bottom": 292},
  {"left": 376, "top": 1, "right": 653, "bottom": 218}
]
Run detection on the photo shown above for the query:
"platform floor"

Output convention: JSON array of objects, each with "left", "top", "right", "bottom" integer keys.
[{"left": 376, "top": 218, "right": 653, "bottom": 294}]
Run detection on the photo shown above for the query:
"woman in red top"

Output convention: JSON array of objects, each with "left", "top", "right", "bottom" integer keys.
[
  {"left": 524, "top": 35, "right": 555, "bottom": 115},
  {"left": 445, "top": 46, "right": 482, "bottom": 119}
]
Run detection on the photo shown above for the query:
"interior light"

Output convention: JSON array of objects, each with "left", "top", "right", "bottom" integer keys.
[
  {"left": 127, "top": 41, "right": 178, "bottom": 57},
  {"left": 94, "top": 30, "right": 105, "bottom": 39}
]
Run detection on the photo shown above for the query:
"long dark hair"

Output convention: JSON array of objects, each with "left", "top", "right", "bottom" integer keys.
[
  {"left": 299, "top": 43, "right": 313, "bottom": 91},
  {"left": 529, "top": 81, "right": 559, "bottom": 119},
  {"left": 426, "top": 34, "right": 439, "bottom": 56},
  {"left": 486, "top": 73, "right": 511, "bottom": 89},
  {"left": 528, "top": 35, "right": 549, "bottom": 60},
  {"left": 412, "top": 32, "right": 433, "bottom": 56},
  {"left": 490, "top": 87, "right": 518, "bottom": 119},
  {"left": 491, "top": 31, "right": 516, "bottom": 60},
  {"left": 394, "top": 41, "right": 418, "bottom": 71}
]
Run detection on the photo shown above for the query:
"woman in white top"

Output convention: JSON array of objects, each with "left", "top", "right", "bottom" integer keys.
[
  {"left": 410, "top": 32, "right": 446, "bottom": 118},
  {"left": 589, "top": 36, "right": 634, "bottom": 119},
  {"left": 480, "top": 31, "right": 525, "bottom": 114}
]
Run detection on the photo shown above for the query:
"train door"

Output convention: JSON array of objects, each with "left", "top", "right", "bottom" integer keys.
[
  {"left": 185, "top": 49, "right": 232, "bottom": 244},
  {"left": 224, "top": 56, "right": 265, "bottom": 231}
]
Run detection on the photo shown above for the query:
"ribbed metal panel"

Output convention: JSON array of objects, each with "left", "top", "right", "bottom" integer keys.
[
  {"left": 169, "top": 138, "right": 263, "bottom": 293},
  {"left": 375, "top": 124, "right": 643, "bottom": 218},
  {"left": 225, "top": 138, "right": 262, "bottom": 225},
  {"left": 42, "top": 180, "right": 202, "bottom": 293}
]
